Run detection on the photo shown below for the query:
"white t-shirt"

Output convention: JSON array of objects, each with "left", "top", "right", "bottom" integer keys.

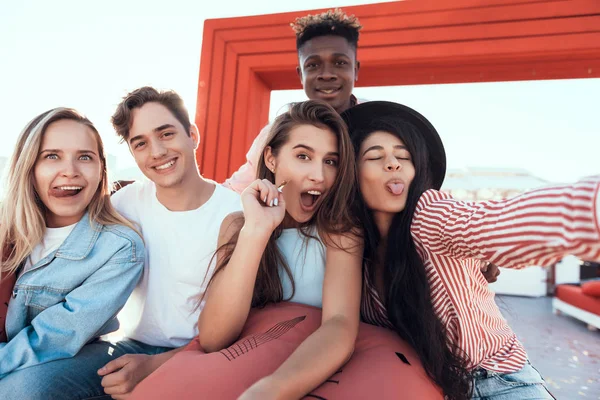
[
  {"left": 278, "top": 228, "right": 326, "bottom": 308},
  {"left": 111, "top": 179, "right": 242, "bottom": 348},
  {"left": 22, "top": 223, "right": 77, "bottom": 274}
]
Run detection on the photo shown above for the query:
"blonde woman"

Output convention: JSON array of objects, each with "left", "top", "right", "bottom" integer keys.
[{"left": 0, "top": 108, "right": 143, "bottom": 397}]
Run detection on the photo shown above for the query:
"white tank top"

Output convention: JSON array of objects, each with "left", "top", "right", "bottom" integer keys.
[{"left": 277, "top": 228, "right": 326, "bottom": 308}]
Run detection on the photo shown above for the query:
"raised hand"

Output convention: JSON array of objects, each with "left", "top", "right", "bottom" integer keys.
[
  {"left": 241, "top": 179, "right": 286, "bottom": 236},
  {"left": 481, "top": 262, "right": 501, "bottom": 283}
]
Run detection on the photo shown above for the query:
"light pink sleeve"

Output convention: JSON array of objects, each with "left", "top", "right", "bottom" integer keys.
[
  {"left": 411, "top": 177, "right": 600, "bottom": 269},
  {"left": 222, "top": 123, "right": 272, "bottom": 194}
]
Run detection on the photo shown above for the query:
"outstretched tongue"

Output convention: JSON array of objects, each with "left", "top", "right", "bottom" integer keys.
[
  {"left": 300, "top": 193, "right": 316, "bottom": 207},
  {"left": 386, "top": 182, "right": 405, "bottom": 195},
  {"left": 49, "top": 188, "right": 80, "bottom": 198}
]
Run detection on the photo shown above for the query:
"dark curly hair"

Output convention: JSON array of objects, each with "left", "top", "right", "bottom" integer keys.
[{"left": 291, "top": 8, "right": 362, "bottom": 52}]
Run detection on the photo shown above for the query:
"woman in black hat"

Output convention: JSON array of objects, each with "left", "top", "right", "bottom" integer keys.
[{"left": 342, "top": 101, "right": 600, "bottom": 399}]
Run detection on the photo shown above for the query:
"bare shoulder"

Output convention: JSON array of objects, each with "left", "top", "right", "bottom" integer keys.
[
  {"left": 218, "top": 211, "right": 245, "bottom": 244},
  {"left": 324, "top": 227, "right": 364, "bottom": 254}
]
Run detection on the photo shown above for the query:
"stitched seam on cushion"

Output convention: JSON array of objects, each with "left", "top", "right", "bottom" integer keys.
[{"left": 220, "top": 315, "right": 306, "bottom": 361}]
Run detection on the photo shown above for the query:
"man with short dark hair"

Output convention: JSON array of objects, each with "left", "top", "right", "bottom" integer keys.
[
  {"left": 97, "top": 87, "right": 242, "bottom": 397},
  {"left": 224, "top": 9, "right": 362, "bottom": 193},
  {"left": 224, "top": 9, "right": 502, "bottom": 285}
]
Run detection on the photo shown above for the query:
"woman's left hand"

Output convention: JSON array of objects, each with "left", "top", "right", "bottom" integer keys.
[
  {"left": 481, "top": 262, "right": 501, "bottom": 283},
  {"left": 238, "top": 377, "right": 283, "bottom": 400}
]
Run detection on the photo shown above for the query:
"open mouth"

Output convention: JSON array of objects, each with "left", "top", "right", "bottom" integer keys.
[
  {"left": 300, "top": 189, "right": 323, "bottom": 212},
  {"left": 49, "top": 186, "right": 84, "bottom": 198},
  {"left": 153, "top": 158, "right": 177, "bottom": 172}
]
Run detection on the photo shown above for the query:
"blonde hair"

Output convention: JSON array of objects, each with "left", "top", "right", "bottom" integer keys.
[{"left": 0, "top": 108, "right": 139, "bottom": 278}]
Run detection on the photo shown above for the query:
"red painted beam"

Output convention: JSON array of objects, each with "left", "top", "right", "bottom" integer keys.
[{"left": 196, "top": 0, "right": 600, "bottom": 181}]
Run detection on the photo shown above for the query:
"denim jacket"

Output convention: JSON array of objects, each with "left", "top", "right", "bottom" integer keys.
[{"left": 0, "top": 213, "right": 144, "bottom": 377}]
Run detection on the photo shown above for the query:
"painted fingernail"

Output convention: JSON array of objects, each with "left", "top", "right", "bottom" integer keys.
[
  {"left": 274, "top": 198, "right": 278, "bottom": 206},
  {"left": 264, "top": 196, "right": 267, "bottom": 203},
  {"left": 270, "top": 199, "right": 274, "bottom": 207}
]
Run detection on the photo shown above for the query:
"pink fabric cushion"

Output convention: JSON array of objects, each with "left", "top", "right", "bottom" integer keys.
[{"left": 131, "top": 302, "right": 442, "bottom": 400}]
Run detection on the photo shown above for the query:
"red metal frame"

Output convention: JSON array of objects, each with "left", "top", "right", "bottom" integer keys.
[{"left": 195, "top": 0, "right": 600, "bottom": 182}]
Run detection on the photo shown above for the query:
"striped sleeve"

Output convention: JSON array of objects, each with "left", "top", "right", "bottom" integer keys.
[{"left": 411, "top": 177, "right": 600, "bottom": 270}]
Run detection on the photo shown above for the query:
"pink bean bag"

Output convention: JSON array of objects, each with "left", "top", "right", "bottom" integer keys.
[{"left": 131, "top": 302, "right": 442, "bottom": 399}]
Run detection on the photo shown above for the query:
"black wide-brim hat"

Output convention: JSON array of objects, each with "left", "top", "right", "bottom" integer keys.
[{"left": 340, "top": 101, "right": 447, "bottom": 190}]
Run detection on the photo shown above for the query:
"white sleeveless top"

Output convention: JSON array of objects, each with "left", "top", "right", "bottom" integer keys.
[{"left": 277, "top": 228, "right": 326, "bottom": 308}]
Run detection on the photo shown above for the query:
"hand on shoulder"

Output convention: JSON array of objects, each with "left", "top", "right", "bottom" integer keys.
[{"left": 110, "top": 180, "right": 135, "bottom": 196}]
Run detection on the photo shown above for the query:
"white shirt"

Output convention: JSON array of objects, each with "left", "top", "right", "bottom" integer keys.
[
  {"left": 111, "top": 179, "right": 242, "bottom": 347},
  {"left": 277, "top": 228, "right": 326, "bottom": 308},
  {"left": 23, "top": 223, "right": 77, "bottom": 273}
]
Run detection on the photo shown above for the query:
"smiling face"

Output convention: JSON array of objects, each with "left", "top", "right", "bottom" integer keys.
[
  {"left": 265, "top": 124, "right": 339, "bottom": 224},
  {"left": 357, "top": 131, "right": 416, "bottom": 217},
  {"left": 127, "top": 102, "right": 199, "bottom": 189},
  {"left": 33, "top": 119, "right": 102, "bottom": 228},
  {"left": 297, "top": 35, "right": 359, "bottom": 114}
]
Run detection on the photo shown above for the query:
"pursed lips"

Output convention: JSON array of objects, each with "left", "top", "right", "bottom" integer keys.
[{"left": 384, "top": 178, "right": 405, "bottom": 196}]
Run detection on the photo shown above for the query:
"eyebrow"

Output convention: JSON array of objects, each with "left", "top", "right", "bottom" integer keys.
[
  {"left": 362, "top": 145, "right": 408, "bottom": 157},
  {"left": 153, "top": 124, "right": 176, "bottom": 133},
  {"left": 305, "top": 52, "right": 351, "bottom": 61},
  {"left": 129, "top": 124, "right": 176, "bottom": 144},
  {"left": 39, "top": 149, "right": 98, "bottom": 155},
  {"left": 293, "top": 144, "right": 339, "bottom": 157},
  {"left": 293, "top": 144, "right": 314, "bottom": 152}
]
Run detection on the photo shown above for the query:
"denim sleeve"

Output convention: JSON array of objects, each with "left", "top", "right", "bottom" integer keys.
[{"left": 0, "top": 244, "right": 143, "bottom": 377}]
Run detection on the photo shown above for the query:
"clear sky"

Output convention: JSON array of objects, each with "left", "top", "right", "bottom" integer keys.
[{"left": 1, "top": 0, "right": 598, "bottom": 184}]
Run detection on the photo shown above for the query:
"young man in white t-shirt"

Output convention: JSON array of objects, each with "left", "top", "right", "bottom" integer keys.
[
  {"left": 223, "top": 9, "right": 363, "bottom": 193},
  {"left": 98, "top": 86, "right": 242, "bottom": 397}
]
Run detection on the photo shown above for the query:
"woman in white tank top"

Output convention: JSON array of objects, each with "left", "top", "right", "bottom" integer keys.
[{"left": 196, "top": 100, "right": 363, "bottom": 398}]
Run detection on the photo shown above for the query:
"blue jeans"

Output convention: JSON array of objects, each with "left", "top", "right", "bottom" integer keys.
[
  {"left": 472, "top": 361, "right": 555, "bottom": 399},
  {"left": 0, "top": 338, "right": 172, "bottom": 400}
]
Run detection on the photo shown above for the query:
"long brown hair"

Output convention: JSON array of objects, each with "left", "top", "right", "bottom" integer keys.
[
  {"left": 0, "top": 108, "right": 140, "bottom": 278},
  {"left": 350, "top": 119, "right": 472, "bottom": 398},
  {"left": 205, "top": 100, "right": 357, "bottom": 308}
]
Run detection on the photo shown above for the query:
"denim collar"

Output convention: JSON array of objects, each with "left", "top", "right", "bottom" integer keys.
[{"left": 54, "top": 212, "right": 103, "bottom": 261}]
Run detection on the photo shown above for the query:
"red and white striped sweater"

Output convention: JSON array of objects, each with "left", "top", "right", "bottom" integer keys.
[{"left": 361, "top": 177, "right": 600, "bottom": 372}]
